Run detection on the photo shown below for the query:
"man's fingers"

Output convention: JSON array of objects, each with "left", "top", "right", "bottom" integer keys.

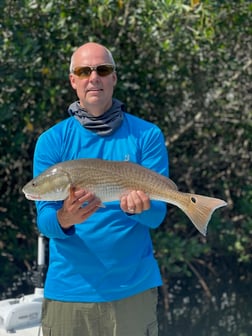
[
  {"left": 120, "top": 190, "right": 150, "bottom": 214},
  {"left": 58, "top": 190, "right": 101, "bottom": 229},
  {"left": 136, "top": 190, "right": 150, "bottom": 210}
]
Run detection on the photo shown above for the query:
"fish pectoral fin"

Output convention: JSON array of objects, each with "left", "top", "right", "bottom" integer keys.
[
  {"left": 69, "top": 185, "right": 76, "bottom": 199},
  {"left": 183, "top": 194, "right": 227, "bottom": 236}
]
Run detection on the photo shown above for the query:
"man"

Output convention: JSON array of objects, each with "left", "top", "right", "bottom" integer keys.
[{"left": 34, "top": 42, "right": 169, "bottom": 336}]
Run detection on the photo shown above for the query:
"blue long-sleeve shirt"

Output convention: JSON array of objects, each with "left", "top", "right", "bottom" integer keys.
[{"left": 34, "top": 112, "right": 169, "bottom": 302}]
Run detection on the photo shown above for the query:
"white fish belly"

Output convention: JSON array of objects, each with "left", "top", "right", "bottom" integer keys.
[{"left": 89, "top": 184, "right": 127, "bottom": 203}]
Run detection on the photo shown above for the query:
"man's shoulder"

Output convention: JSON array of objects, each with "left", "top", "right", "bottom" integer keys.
[
  {"left": 124, "top": 112, "right": 162, "bottom": 133},
  {"left": 41, "top": 117, "right": 76, "bottom": 135},
  {"left": 36, "top": 117, "right": 78, "bottom": 147}
]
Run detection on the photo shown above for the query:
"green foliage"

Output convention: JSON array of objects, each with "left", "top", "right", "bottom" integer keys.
[
  {"left": 152, "top": 226, "right": 210, "bottom": 277},
  {"left": 0, "top": 0, "right": 251, "bottom": 305}
]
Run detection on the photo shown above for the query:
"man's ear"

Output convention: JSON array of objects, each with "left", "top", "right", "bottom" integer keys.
[
  {"left": 112, "top": 72, "right": 117, "bottom": 87},
  {"left": 69, "top": 74, "right": 77, "bottom": 90}
]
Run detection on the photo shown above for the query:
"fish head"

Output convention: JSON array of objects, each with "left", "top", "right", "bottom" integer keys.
[{"left": 22, "top": 166, "right": 71, "bottom": 201}]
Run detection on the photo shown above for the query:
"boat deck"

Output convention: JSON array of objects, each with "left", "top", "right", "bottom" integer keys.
[{"left": 0, "top": 326, "right": 42, "bottom": 335}]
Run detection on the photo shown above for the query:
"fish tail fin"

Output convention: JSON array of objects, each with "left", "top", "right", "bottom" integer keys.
[{"left": 183, "top": 194, "right": 227, "bottom": 236}]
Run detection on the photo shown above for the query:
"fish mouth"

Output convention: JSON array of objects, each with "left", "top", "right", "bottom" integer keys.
[{"left": 24, "top": 193, "right": 41, "bottom": 200}]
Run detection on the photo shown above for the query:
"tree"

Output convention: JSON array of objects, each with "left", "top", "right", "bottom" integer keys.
[{"left": 0, "top": 0, "right": 251, "bottom": 332}]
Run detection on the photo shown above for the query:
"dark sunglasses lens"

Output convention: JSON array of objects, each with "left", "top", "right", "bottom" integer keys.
[
  {"left": 96, "top": 65, "right": 114, "bottom": 76},
  {"left": 74, "top": 67, "right": 92, "bottom": 77},
  {"left": 73, "top": 65, "right": 114, "bottom": 77}
]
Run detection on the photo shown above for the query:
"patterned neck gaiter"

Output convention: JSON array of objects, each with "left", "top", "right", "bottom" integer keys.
[{"left": 68, "top": 98, "right": 125, "bottom": 136}]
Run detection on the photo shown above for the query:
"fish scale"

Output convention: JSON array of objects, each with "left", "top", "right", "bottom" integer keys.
[
  {"left": 65, "top": 159, "right": 177, "bottom": 201},
  {"left": 22, "top": 158, "right": 227, "bottom": 236}
]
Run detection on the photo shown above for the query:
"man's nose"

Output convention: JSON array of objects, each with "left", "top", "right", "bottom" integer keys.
[{"left": 89, "top": 69, "right": 100, "bottom": 80}]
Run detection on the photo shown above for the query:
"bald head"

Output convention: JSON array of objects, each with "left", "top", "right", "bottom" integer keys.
[
  {"left": 70, "top": 42, "right": 115, "bottom": 73},
  {"left": 68, "top": 42, "right": 117, "bottom": 116}
]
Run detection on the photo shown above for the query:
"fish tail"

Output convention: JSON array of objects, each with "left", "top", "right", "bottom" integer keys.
[{"left": 183, "top": 194, "right": 227, "bottom": 236}]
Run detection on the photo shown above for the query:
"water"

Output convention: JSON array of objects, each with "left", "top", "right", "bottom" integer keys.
[{"left": 158, "top": 277, "right": 252, "bottom": 336}]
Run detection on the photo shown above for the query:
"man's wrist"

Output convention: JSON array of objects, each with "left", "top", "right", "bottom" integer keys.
[{"left": 57, "top": 209, "right": 74, "bottom": 230}]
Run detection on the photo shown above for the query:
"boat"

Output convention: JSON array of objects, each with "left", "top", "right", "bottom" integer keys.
[{"left": 0, "top": 236, "right": 45, "bottom": 335}]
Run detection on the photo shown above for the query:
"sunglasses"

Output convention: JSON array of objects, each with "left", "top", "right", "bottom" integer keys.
[{"left": 72, "top": 64, "right": 115, "bottom": 78}]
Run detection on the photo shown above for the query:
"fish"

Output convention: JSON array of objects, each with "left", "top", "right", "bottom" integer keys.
[{"left": 22, "top": 158, "right": 227, "bottom": 236}]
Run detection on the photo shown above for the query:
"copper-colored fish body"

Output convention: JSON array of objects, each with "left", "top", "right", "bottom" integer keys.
[{"left": 22, "top": 159, "right": 227, "bottom": 235}]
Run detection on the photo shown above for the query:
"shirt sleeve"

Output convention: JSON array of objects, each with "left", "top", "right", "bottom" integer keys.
[
  {"left": 33, "top": 130, "right": 75, "bottom": 239},
  {"left": 130, "top": 125, "right": 169, "bottom": 228}
]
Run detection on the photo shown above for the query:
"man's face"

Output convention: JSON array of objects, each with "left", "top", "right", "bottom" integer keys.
[{"left": 69, "top": 44, "right": 117, "bottom": 116}]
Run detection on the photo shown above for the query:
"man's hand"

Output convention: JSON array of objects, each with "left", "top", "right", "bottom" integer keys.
[
  {"left": 120, "top": 190, "right": 150, "bottom": 214},
  {"left": 57, "top": 186, "right": 101, "bottom": 229}
]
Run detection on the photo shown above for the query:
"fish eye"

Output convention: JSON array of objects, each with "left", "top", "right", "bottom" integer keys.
[{"left": 32, "top": 181, "right": 37, "bottom": 187}]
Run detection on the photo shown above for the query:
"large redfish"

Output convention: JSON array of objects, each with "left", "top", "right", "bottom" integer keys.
[{"left": 22, "top": 159, "right": 227, "bottom": 235}]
